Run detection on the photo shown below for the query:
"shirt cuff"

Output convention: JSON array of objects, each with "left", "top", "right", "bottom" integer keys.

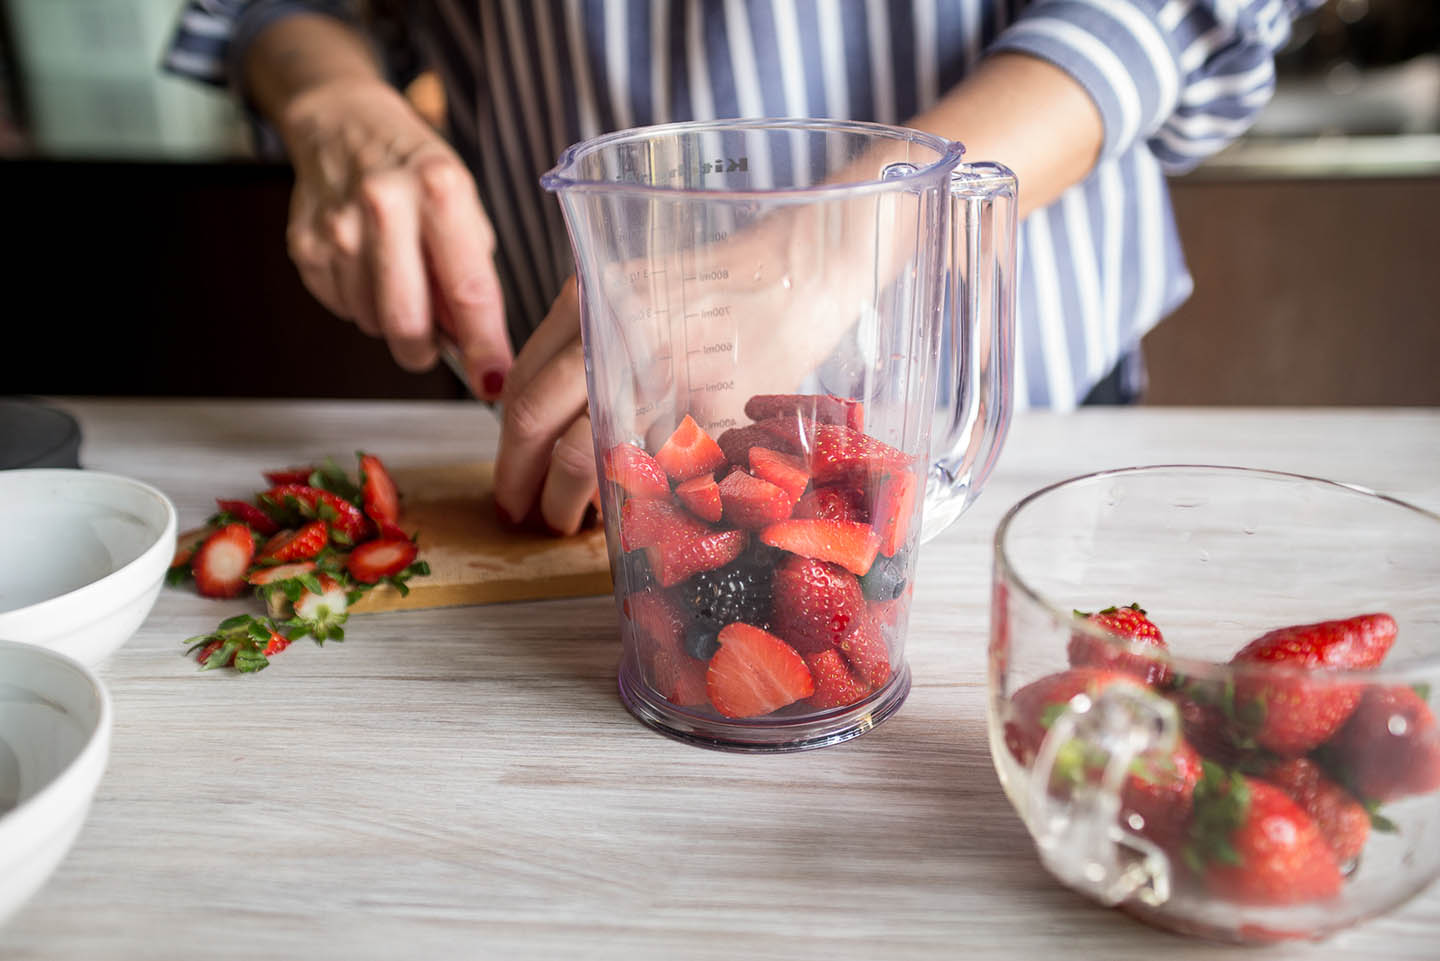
[{"left": 989, "top": 1, "right": 1182, "bottom": 162}]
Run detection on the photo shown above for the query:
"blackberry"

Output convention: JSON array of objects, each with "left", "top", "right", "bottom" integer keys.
[{"left": 680, "top": 561, "right": 773, "bottom": 629}]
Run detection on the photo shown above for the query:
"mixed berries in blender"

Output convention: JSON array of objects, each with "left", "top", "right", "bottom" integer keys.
[{"left": 605, "top": 394, "right": 920, "bottom": 719}]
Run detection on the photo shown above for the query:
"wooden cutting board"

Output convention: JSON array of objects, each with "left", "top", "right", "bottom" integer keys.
[{"left": 349, "top": 462, "right": 613, "bottom": 613}]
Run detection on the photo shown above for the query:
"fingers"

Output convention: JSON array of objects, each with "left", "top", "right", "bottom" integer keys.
[
  {"left": 501, "top": 277, "right": 581, "bottom": 409},
  {"left": 539, "top": 415, "right": 599, "bottom": 535},
  {"left": 417, "top": 152, "right": 512, "bottom": 399},
  {"left": 360, "top": 170, "right": 435, "bottom": 372},
  {"left": 493, "top": 337, "right": 588, "bottom": 524}
]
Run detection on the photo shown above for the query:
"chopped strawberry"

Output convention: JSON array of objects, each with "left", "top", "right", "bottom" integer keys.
[
  {"left": 214, "top": 498, "right": 280, "bottom": 536},
  {"left": 717, "top": 470, "right": 794, "bottom": 529},
  {"left": 645, "top": 528, "right": 747, "bottom": 588},
  {"left": 870, "top": 470, "right": 918, "bottom": 557},
  {"left": 261, "top": 484, "right": 374, "bottom": 545},
  {"left": 256, "top": 520, "right": 329, "bottom": 564},
  {"left": 806, "top": 649, "right": 871, "bottom": 709},
  {"left": 346, "top": 537, "right": 420, "bottom": 583},
  {"left": 172, "top": 525, "right": 216, "bottom": 569},
  {"left": 1068, "top": 603, "right": 1170, "bottom": 686},
  {"left": 793, "top": 486, "right": 867, "bottom": 524},
  {"left": 653, "top": 414, "right": 726, "bottom": 482},
  {"left": 748, "top": 447, "right": 810, "bottom": 503},
  {"left": 246, "top": 561, "right": 317, "bottom": 586},
  {"left": 262, "top": 466, "right": 317, "bottom": 486},
  {"left": 603, "top": 442, "right": 671, "bottom": 500},
  {"left": 759, "top": 419, "right": 909, "bottom": 484},
  {"left": 1323, "top": 685, "right": 1440, "bottom": 803},
  {"left": 358, "top": 452, "right": 400, "bottom": 526},
  {"left": 675, "top": 474, "right": 723, "bottom": 523},
  {"left": 716, "top": 423, "right": 777, "bottom": 467},
  {"left": 1231, "top": 613, "right": 1397, "bottom": 755},
  {"left": 1262, "top": 757, "right": 1371, "bottom": 864},
  {"left": 627, "top": 591, "right": 708, "bottom": 706},
  {"left": 772, "top": 556, "right": 867, "bottom": 655},
  {"left": 835, "top": 613, "right": 891, "bottom": 688},
  {"left": 195, "top": 639, "right": 227, "bottom": 667},
  {"left": 761, "top": 518, "right": 881, "bottom": 577},
  {"left": 705, "top": 623, "right": 814, "bottom": 718},
  {"left": 619, "top": 498, "right": 710, "bottom": 552},
  {"left": 743, "top": 394, "right": 864, "bottom": 431},
  {"left": 291, "top": 573, "right": 349, "bottom": 641},
  {"left": 191, "top": 523, "right": 256, "bottom": 598}
]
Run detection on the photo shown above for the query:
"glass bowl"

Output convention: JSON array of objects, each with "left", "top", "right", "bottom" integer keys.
[{"left": 988, "top": 465, "right": 1440, "bottom": 943}]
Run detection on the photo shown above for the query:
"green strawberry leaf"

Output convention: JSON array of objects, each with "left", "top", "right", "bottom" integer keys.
[
  {"left": 1364, "top": 800, "right": 1400, "bottom": 834},
  {"left": 309, "top": 459, "right": 363, "bottom": 504},
  {"left": 233, "top": 648, "right": 270, "bottom": 673},
  {"left": 1413, "top": 683, "right": 1432, "bottom": 702},
  {"left": 165, "top": 565, "right": 192, "bottom": 586},
  {"left": 1039, "top": 702, "right": 1067, "bottom": 730}
]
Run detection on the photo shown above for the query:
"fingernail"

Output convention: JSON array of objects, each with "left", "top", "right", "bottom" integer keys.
[{"left": 481, "top": 368, "right": 506, "bottom": 398}]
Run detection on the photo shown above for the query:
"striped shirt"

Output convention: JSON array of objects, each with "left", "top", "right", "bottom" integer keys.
[{"left": 167, "top": 0, "right": 1316, "bottom": 410}]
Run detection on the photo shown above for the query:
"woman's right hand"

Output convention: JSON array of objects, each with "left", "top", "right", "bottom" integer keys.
[{"left": 278, "top": 78, "right": 513, "bottom": 399}]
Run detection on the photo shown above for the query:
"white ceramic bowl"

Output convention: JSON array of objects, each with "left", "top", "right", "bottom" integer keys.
[
  {"left": 0, "top": 639, "right": 112, "bottom": 927},
  {"left": 0, "top": 469, "right": 176, "bottom": 665}
]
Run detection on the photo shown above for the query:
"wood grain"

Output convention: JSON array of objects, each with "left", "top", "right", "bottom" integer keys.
[{"left": 3, "top": 400, "right": 1436, "bottom": 961}]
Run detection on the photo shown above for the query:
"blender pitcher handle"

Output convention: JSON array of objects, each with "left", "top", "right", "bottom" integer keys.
[{"left": 920, "top": 162, "right": 1018, "bottom": 543}]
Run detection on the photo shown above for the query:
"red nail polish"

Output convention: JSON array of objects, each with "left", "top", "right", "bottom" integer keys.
[{"left": 482, "top": 368, "right": 506, "bottom": 397}]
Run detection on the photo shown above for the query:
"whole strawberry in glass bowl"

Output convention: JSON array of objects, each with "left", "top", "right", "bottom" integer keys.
[{"left": 988, "top": 465, "right": 1440, "bottom": 943}]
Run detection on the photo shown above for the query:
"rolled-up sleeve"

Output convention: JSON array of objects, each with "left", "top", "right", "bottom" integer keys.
[
  {"left": 990, "top": 0, "right": 1324, "bottom": 172},
  {"left": 163, "top": 1, "right": 358, "bottom": 91}
]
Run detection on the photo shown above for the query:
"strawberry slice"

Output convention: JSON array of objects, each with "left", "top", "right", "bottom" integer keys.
[
  {"left": 645, "top": 529, "right": 747, "bottom": 588},
  {"left": 191, "top": 523, "right": 256, "bottom": 598},
  {"left": 772, "top": 556, "right": 867, "bottom": 655},
  {"left": 214, "top": 498, "right": 280, "bottom": 536},
  {"left": 761, "top": 418, "right": 910, "bottom": 485},
  {"left": 289, "top": 573, "right": 350, "bottom": 642},
  {"left": 653, "top": 414, "right": 726, "bottom": 482},
  {"left": 705, "top": 623, "right": 814, "bottom": 718},
  {"left": 358, "top": 452, "right": 400, "bottom": 526},
  {"left": 716, "top": 423, "right": 777, "bottom": 468},
  {"left": 675, "top": 474, "right": 723, "bottom": 523},
  {"left": 346, "top": 537, "right": 420, "bottom": 583},
  {"left": 603, "top": 443, "right": 670, "bottom": 500},
  {"left": 262, "top": 466, "right": 317, "bottom": 486},
  {"left": 717, "top": 470, "right": 794, "bottom": 530},
  {"left": 172, "top": 525, "right": 216, "bottom": 569},
  {"left": 835, "top": 613, "right": 891, "bottom": 689},
  {"left": 627, "top": 591, "right": 708, "bottom": 706},
  {"left": 256, "top": 520, "right": 329, "bottom": 564},
  {"left": 871, "top": 470, "right": 918, "bottom": 557},
  {"left": 749, "top": 447, "right": 810, "bottom": 503},
  {"left": 805, "top": 648, "right": 871, "bottom": 709},
  {"left": 261, "top": 484, "right": 374, "bottom": 545},
  {"left": 246, "top": 561, "right": 318, "bottom": 585},
  {"left": 793, "top": 486, "right": 867, "bottom": 524},
  {"left": 761, "top": 518, "right": 881, "bottom": 577},
  {"left": 744, "top": 394, "right": 864, "bottom": 431},
  {"left": 619, "top": 498, "right": 710, "bottom": 552}
]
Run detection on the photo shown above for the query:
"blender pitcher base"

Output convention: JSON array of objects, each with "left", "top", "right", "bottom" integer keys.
[{"left": 617, "top": 663, "right": 912, "bottom": 753}]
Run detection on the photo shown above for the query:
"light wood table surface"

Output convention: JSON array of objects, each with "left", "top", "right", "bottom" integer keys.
[{"left": 4, "top": 400, "right": 1439, "bottom": 960}]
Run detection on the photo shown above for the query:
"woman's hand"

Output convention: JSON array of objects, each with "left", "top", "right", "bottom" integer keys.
[{"left": 278, "top": 77, "right": 513, "bottom": 399}]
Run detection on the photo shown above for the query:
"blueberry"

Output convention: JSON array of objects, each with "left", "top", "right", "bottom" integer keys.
[
  {"left": 684, "top": 618, "right": 722, "bottom": 660},
  {"left": 860, "top": 551, "right": 908, "bottom": 601}
]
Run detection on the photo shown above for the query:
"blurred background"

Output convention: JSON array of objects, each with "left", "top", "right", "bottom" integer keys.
[{"left": 1, "top": 0, "right": 1436, "bottom": 404}]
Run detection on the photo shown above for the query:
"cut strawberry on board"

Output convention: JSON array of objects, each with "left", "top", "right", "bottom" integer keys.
[
  {"left": 358, "top": 452, "right": 400, "bottom": 526},
  {"left": 675, "top": 473, "right": 723, "bottom": 523},
  {"left": 603, "top": 442, "right": 671, "bottom": 500},
  {"left": 645, "top": 528, "right": 747, "bottom": 588},
  {"left": 749, "top": 447, "right": 810, "bottom": 503},
  {"left": 347, "top": 538, "right": 420, "bottom": 583},
  {"left": 743, "top": 394, "right": 864, "bottom": 432},
  {"left": 870, "top": 470, "right": 917, "bottom": 558},
  {"left": 619, "top": 498, "right": 710, "bottom": 552},
  {"left": 706, "top": 623, "right": 814, "bottom": 718},
  {"left": 653, "top": 414, "right": 726, "bottom": 482},
  {"left": 288, "top": 573, "right": 350, "bottom": 642},
  {"left": 1231, "top": 613, "right": 1397, "bottom": 755},
  {"left": 772, "top": 555, "right": 867, "bottom": 656},
  {"left": 716, "top": 423, "right": 776, "bottom": 468},
  {"left": 761, "top": 518, "right": 881, "bottom": 577},
  {"left": 171, "top": 525, "right": 216, "bottom": 570},
  {"left": 262, "top": 466, "right": 318, "bottom": 486},
  {"left": 256, "top": 520, "right": 329, "bottom": 564},
  {"left": 246, "top": 561, "right": 318, "bottom": 586},
  {"left": 261, "top": 484, "right": 374, "bottom": 545},
  {"left": 1068, "top": 603, "right": 1171, "bottom": 686},
  {"left": 627, "top": 591, "right": 708, "bottom": 707},
  {"left": 214, "top": 498, "right": 280, "bottom": 536},
  {"left": 793, "top": 486, "right": 867, "bottom": 525},
  {"left": 717, "top": 469, "right": 794, "bottom": 530},
  {"left": 805, "top": 648, "right": 871, "bottom": 709},
  {"left": 191, "top": 523, "right": 256, "bottom": 598}
]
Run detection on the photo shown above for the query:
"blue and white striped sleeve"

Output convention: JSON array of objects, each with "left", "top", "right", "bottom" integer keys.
[
  {"left": 990, "top": 0, "right": 1324, "bottom": 173},
  {"left": 163, "top": 0, "right": 359, "bottom": 92}
]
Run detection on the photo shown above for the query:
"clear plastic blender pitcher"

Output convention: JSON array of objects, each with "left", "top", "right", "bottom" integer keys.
[{"left": 543, "top": 119, "right": 1016, "bottom": 751}]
